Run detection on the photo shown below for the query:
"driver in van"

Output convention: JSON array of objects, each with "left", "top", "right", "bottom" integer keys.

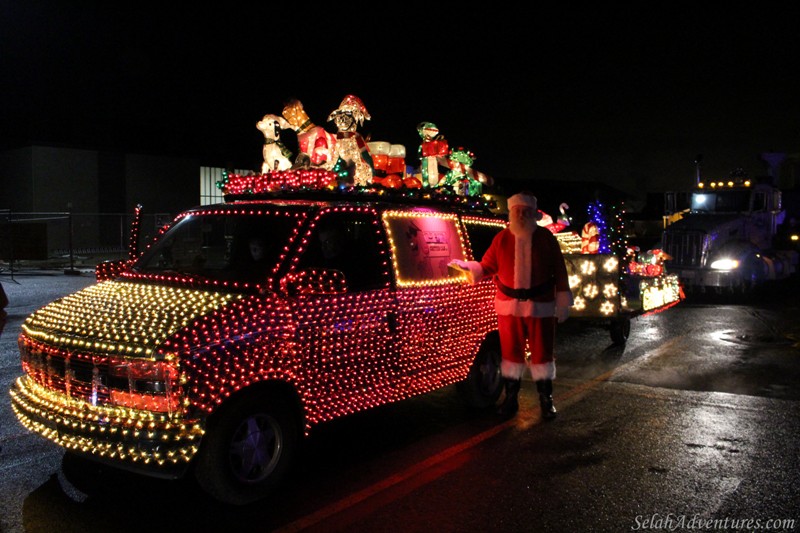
[{"left": 317, "top": 227, "right": 349, "bottom": 272}]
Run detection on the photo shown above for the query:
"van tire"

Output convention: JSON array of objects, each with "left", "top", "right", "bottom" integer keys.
[
  {"left": 457, "top": 336, "right": 503, "bottom": 409},
  {"left": 194, "top": 390, "right": 299, "bottom": 505}
]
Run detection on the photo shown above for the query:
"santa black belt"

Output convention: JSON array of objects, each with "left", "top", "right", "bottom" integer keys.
[{"left": 495, "top": 279, "right": 554, "bottom": 301}]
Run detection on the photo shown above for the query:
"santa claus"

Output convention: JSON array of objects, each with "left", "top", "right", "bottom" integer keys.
[{"left": 450, "top": 192, "right": 573, "bottom": 418}]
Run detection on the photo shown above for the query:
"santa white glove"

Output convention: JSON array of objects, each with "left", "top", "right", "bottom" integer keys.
[{"left": 556, "top": 306, "right": 570, "bottom": 323}]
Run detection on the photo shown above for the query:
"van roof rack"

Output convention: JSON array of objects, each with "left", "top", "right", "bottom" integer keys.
[{"left": 220, "top": 170, "right": 499, "bottom": 214}]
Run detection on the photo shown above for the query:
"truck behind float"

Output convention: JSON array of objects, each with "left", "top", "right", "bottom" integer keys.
[{"left": 661, "top": 172, "right": 798, "bottom": 294}]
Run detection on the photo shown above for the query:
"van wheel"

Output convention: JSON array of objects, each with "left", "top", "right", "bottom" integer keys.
[
  {"left": 610, "top": 316, "right": 631, "bottom": 345},
  {"left": 457, "top": 337, "right": 503, "bottom": 409},
  {"left": 194, "top": 391, "right": 299, "bottom": 505}
]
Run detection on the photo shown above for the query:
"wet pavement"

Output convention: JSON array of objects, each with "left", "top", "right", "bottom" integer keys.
[{"left": 1, "top": 271, "right": 799, "bottom": 532}]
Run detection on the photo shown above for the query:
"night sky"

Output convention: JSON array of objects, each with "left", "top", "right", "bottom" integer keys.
[{"left": 2, "top": 3, "right": 799, "bottom": 200}]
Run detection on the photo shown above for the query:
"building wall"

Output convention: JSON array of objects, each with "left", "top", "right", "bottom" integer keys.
[
  {"left": 125, "top": 153, "right": 199, "bottom": 214},
  {"left": 0, "top": 147, "right": 35, "bottom": 212},
  {"left": 31, "top": 146, "right": 100, "bottom": 213},
  {"left": 0, "top": 144, "right": 200, "bottom": 257}
]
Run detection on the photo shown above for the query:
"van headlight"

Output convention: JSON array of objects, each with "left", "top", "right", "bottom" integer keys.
[
  {"left": 108, "top": 355, "right": 181, "bottom": 413},
  {"left": 710, "top": 258, "right": 739, "bottom": 270}
]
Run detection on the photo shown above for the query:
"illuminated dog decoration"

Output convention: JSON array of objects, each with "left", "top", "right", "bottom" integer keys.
[{"left": 256, "top": 114, "right": 293, "bottom": 173}]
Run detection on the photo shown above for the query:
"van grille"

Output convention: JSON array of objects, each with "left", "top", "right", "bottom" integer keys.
[
  {"left": 663, "top": 230, "right": 708, "bottom": 267},
  {"left": 21, "top": 338, "right": 111, "bottom": 404}
]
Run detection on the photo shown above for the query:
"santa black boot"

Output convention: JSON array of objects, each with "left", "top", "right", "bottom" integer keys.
[
  {"left": 497, "top": 378, "right": 522, "bottom": 417},
  {"left": 536, "top": 379, "right": 557, "bottom": 420}
]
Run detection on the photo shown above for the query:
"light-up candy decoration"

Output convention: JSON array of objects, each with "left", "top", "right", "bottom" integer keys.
[
  {"left": 581, "top": 221, "right": 599, "bottom": 254},
  {"left": 418, "top": 122, "right": 449, "bottom": 188},
  {"left": 551, "top": 203, "right": 571, "bottom": 233},
  {"left": 327, "top": 95, "right": 375, "bottom": 187},
  {"left": 282, "top": 99, "right": 337, "bottom": 170},
  {"left": 538, "top": 203, "right": 572, "bottom": 234},
  {"left": 256, "top": 114, "right": 293, "bottom": 173},
  {"left": 586, "top": 200, "right": 612, "bottom": 253}
]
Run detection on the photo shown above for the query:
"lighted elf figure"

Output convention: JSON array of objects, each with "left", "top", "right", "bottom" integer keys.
[
  {"left": 417, "top": 122, "right": 449, "bottom": 188},
  {"left": 444, "top": 147, "right": 482, "bottom": 196},
  {"left": 327, "top": 95, "right": 374, "bottom": 187}
]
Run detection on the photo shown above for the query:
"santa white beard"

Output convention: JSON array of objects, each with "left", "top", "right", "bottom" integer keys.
[
  {"left": 509, "top": 216, "right": 536, "bottom": 237},
  {"left": 509, "top": 217, "right": 536, "bottom": 289}
]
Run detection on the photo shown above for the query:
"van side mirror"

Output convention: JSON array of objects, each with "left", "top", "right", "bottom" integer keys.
[
  {"left": 280, "top": 268, "right": 348, "bottom": 296},
  {"left": 95, "top": 259, "right": 131, "bottom": 282}
]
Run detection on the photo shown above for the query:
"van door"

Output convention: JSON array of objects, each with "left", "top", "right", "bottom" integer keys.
[
  {"left": 383, "top": 209, "right": 486, "bottom": 390},
  {"left": 290, "top": 208, "right": 398, "bottom": 422}
]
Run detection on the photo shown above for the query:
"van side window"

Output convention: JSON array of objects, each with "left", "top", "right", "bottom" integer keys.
[
  {"left": 297, "top": 211, "right": 387, "bottom": 291},
  {"left": 383, "top": 211, "right": 467, "bottom": 286},
  {"left": 463, "top": 218, "right": 506, "bottom": 260}
]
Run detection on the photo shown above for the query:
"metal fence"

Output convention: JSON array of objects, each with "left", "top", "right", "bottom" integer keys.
[{"left": 0, "top": 210, "right": 173, "bottom": 272}]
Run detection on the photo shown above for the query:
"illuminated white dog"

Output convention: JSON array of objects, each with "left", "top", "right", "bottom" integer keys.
[{"left": 256, "top": 114, "right": 292, "bottom": 173}]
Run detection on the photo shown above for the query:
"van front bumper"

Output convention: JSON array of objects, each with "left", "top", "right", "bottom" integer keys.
[{"left": 10, "top": 376, "right": 203, "bottom": 479}]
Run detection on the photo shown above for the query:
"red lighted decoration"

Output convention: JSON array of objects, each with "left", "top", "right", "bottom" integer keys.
[{"left": 221, "top": 169, "right": 339, "bottom": 196}]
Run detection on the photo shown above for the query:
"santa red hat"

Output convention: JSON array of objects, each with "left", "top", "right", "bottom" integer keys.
[{"left": 507, "top": 192, "right": 543, "bottom": 220}]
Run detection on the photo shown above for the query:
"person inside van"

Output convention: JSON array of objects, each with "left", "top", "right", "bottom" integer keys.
[
  {"left": 249, "top": 237, "right": 268, "bottom": 263},
  {"left": 318, "top": 227, "right": 347, "bottom": 270}
]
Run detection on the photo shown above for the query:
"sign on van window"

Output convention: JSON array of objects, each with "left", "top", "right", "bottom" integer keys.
[{"left": 383, "top": 210, "right": 468, "bottom": 287}]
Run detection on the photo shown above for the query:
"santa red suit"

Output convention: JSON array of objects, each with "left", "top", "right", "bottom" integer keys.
[{"left": 458, "top": 194, "right": 573, "bottom": 382}]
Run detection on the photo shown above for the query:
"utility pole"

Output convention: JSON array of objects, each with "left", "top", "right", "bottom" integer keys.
[
  {"left": 694, "top": 154, "right": 703, "bottom": 185},
  {"left": 64, "top": 203, "right": 80, "bottom": 276}
]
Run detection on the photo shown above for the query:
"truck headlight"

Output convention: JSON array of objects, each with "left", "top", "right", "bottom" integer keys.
[{"left": 710, "top": 258, "right": 739, "bottom": 270}]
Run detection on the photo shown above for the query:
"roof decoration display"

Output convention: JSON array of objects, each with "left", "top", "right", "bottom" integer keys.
[{"left": 217, "top": 95, "right": 494, "bottom": 210}]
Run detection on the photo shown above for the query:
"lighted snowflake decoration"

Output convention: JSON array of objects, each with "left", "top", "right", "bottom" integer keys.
[
  {"left": 603, "top": 283, "right": 617, "bottom": 298},
  {"left": 599, "top": 300, "right": 616, "bottom": 315},
  {"left": 583, "top": 283, "right": 599, "bottom": 299},
  {"left": 581, "top": 260, "right": 597, "bottom": 276}
]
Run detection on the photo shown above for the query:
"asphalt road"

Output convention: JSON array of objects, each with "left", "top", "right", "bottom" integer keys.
[{"left": 1, "top": 272, "right": 799, "bottom": 532}]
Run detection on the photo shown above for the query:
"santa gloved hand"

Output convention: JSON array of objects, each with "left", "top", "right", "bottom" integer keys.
[
  {"left": 448, "top": 259, "right": 470, "bottom": 272},
  {"left": 556, "top": 306, "right": 570, "bottom": 323}
]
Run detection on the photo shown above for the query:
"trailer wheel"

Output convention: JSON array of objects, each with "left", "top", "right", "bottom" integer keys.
[
  {"left": 194, "top": 390, "right": 300, "bottom": 505},
  {"left": 457, "top": 335, "right": 503, "bottom": 409},
  {"left": 610, "top": 317, "right": 631, "bottom": 345}
]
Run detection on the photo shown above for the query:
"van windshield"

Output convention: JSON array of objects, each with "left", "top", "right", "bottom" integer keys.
[{"left": 133, "top": 212, "right": 300, "bottom": 283}]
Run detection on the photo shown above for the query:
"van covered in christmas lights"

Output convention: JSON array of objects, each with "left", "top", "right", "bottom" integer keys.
[{"left": 10, "top": 173, "right": 509, "bottom": 505}]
